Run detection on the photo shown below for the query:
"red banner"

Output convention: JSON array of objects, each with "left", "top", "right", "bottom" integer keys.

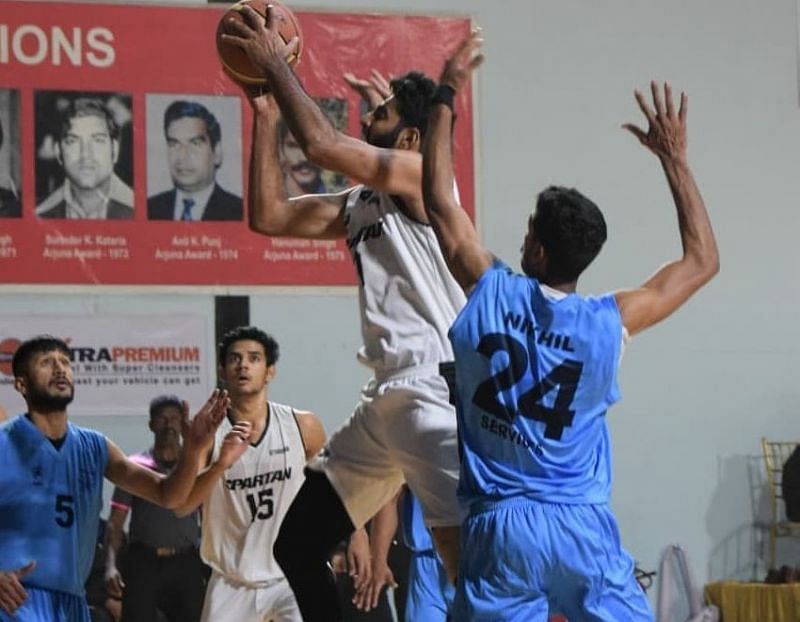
[{"left": 0, "top": 2, "right": 474, "bottom": 286}]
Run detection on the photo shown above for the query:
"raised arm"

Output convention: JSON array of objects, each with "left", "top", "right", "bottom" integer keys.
[
  {"left": 615, "top": 82, "right": 719, "bottom": 335},
  {"left": 423, "top": 30, "right": 494, "bottom": 292},
  {"left": 247, "top": 91, "right": 349, "bottom": 239},
  {"left": 222, "top": 6, "right": 422, "bottom": 200},
  {"left": 173, "top": 421, "right": 251, "bottom": 517},
  {"left": 104, "top": 390, "right": 229, "bottom": 509}
]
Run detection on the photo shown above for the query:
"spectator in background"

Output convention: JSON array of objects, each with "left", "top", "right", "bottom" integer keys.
[
  {"left": 36, "top": 97, "right": 134, "bottom": 220},
  {"left": 0, "top": 115, "right": 21, "bottom": 218},
  {"left": 105, "top": 395, "right": 209, "bottom": 622},
  {"left": 147, "top": 100, "right": 243, "bottom": 221}
]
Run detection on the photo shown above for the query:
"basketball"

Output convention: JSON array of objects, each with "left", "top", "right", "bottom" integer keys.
[{"left": 216, "top": 0, "right": 303, "bottom": 86}]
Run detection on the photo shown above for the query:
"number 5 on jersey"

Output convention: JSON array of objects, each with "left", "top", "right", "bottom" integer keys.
[{"left": 246, "top": 488, "right": 274, "bottom": 522}]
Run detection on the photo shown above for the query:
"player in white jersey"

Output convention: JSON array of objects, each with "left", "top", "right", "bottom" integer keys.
[
  {"left": 221, "top": 9, "right": 464, "bottom": 621},
  {"left": 175, "top": 327, "right": 326, "bottom": 622}
]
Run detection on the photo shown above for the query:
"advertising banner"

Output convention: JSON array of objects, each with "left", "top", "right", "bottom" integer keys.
[{"left": 0, "top": 315, "right": 211, "bottom": 416}]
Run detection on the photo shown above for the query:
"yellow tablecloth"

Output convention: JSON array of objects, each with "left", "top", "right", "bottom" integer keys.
[{"left": 704, "top": 581, "right": 800, "bottom": 622}]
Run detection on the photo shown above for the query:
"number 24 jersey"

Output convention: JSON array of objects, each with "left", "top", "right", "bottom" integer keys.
[{"left": 449, "top": 262, "right": 624, "bottom": 507}]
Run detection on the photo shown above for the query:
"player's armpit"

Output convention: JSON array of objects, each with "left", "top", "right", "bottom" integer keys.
[{"left": 294, "top": 410, "right": 326, "bottom": 460}]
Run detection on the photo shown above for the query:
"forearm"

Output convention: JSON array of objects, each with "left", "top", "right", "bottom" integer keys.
[
  {"left": 369, "top": 497, "right": 399, "bottom": 564},
  {"left": 660, "top": 155, "right": 719, "bottom": 275},
  {"left": 104, "top": 522, "right": 124, "bottom": 570},
  {"left": 249, "top": 109, "right": 292, "bottom": 235},
  {"left": 422, "top": 103, "right": 459, "bottom": 221},
  {"left": 154, "top": 443, "right": 205, "bottom": 509},
  {"left": 173, "top": 460, "right": 227, "bottom": 517},
  {"left": 263, "top": 59, "right": 338, "bottom": 161}
]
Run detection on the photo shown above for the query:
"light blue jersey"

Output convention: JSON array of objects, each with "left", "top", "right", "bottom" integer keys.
[
  {"left": 449, "top": 263, "right": 652, "bottom": 621},
  {"left": 0, "top": 415, "right": 108, "bottom": 597},
  {"left": 449, "top": 262, "right": 623, "bottom": 508}
]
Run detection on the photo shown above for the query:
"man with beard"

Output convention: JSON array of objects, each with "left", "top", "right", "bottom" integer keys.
[
  {"left": 0, "top": 336, "right": 247, "bottom": 621},
  {"left": 104, "top": 395, "right": 210, "bottom": 622},
  {"left": 172, "top": 326, "right": 326, "bottom": 622},
  {"left": 221, "top": 10, "right": 465, "bottom": 622}
]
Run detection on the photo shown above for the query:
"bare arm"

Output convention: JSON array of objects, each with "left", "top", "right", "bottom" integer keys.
[
  {"left": 104, "top": 390, "right": 229, "bottom": 509},
  {"left": 353, "top": 491, "right": 401, "bottom": 611},
  {"left": 422, "top": 31, "right": 494, "bottom": 292},
  {"left": 616, "top": 82, "right": 719, "bottom": 336},
  {"left": 222, "top": 7, "right": 423, "bottom": 203},
  {"left": 248, "top": 93, "right": 349, "bottom": 239},
  {"left": 173, "top": 422, "right": 252, "bottom": 517},
  {"left": 104, "top": 504, "right": 127, "bottom": 598},
  {"left": 295, "top": 410, "right": 326, "bottom": 460}
]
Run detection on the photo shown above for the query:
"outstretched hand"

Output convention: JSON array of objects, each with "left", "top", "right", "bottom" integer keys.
[
  {"left": 439, "top": 27, "right": 484, "bottom": 92},
  {"left": 180, "top": 389, "right": 231, "bottom": 452},
  {"left": 220, "top": 4, "right": 299, "bottom": 75},
  {"left": 343, "top": 69, "right": 392, "bottom": 110},
  {"left": 622, "top": 81, "right": 688, "bottom": 162}
]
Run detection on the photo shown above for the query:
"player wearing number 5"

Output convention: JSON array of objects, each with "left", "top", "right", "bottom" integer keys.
[
  {"left": 0, "top": 336, "right": 233, "bottom": 622},
  {"left": 422, "top": 32, "right": 719, "bottom": 621},
  {"left": 173, "top": 327, "right": 325, "bottom": 622}
]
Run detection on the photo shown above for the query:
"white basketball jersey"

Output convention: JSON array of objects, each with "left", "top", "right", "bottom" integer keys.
[
  {"left": 201, "top": 402, "right": 306, "bottom": 586},
  {"left": 344, "top": 185, "right": 466, "bottom": 375}
]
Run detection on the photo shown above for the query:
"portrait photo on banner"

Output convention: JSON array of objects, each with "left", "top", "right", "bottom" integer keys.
[
  {"left": 278, "top": 97, "right": 349, "bottom": 198},
  {"left": 0, "top": 89, "right": 22, "bottom": 218},
  {"left": 146, "top": 93, "right": 243, "bottom": 222},
  {"left": 34, "top": 90, "right": 134, "bottom": 221}
]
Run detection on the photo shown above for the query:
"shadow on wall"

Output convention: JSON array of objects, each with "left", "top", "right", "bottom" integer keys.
[{"left": 706, "top": 453, "right": 800, "bottom": 582}]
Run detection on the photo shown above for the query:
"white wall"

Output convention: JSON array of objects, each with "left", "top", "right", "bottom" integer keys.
[{"left": 3, "top": 0, "right": 800, "bottom": 589}]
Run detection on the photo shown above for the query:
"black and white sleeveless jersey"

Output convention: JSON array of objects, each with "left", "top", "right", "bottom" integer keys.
[
  {"left": 344, "top": 185, "right": 466, "bottom": 375},
  {"left": 201, "top": 402, "right": 306, "bottom": 586}
]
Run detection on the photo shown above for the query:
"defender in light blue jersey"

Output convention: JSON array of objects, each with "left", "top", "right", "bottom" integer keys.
[
  {"left": 0, "top": 336, "right": 239, "bottom": 621},
  {"left": 420, "top": 32, "right": 719, "bottom": 621}
]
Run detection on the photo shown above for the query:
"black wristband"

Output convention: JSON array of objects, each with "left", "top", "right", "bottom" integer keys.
[{"left": 431, "top": 84, "right": 456, "bottom": 111}]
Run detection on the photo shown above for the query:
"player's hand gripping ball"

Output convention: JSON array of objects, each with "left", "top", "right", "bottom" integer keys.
[{"left": 216, "top": 0, "right": 303, "bottom": 86}]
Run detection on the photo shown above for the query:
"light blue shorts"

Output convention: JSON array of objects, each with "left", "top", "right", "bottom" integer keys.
[
  {"left": 0, "top": 587, "right": 90, "bottom": 622},
  {"left": 405, "top": 549, "right": 455, "bottom": 622},
  {"left": 454, "top": 498, "right": 653, "bottom": 622}
]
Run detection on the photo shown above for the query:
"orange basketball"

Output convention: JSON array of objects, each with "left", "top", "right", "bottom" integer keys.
[{"left": 216, "top": 0, "right": 303, "bottom": 86}]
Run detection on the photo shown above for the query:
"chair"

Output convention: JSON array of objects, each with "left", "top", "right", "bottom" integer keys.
[{"left": 761, "top": 438, "right": 800, "bottom": 569}]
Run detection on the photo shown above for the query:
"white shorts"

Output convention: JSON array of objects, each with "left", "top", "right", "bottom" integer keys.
[
  {"left": 308, "top": 365, "right": 460, "bottom": 529},
  {"left": 200, "top": 571, "right": 301, "bottom": 622}
]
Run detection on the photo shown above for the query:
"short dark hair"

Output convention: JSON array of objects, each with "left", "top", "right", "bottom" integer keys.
[
  {"left": 390, "top": 71, "right": 436, "bottom": 138},
  {"left": 11, "top": 335, "right": 70, "bottom": 378},
  {"left": 58, "top": 98, "right": 119, "bottom": 142},
  {"left": 149, "top": 394, "right": 183, "bottom": 420},
  {"left": 164, "top": 100, "right": 221, "bottom": 148},
  {"left": 218, "top": 326, "right": 280, "bottom": 366},
  {"left": 532, "top": 186, "right": 607, "bottom": 282}
]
